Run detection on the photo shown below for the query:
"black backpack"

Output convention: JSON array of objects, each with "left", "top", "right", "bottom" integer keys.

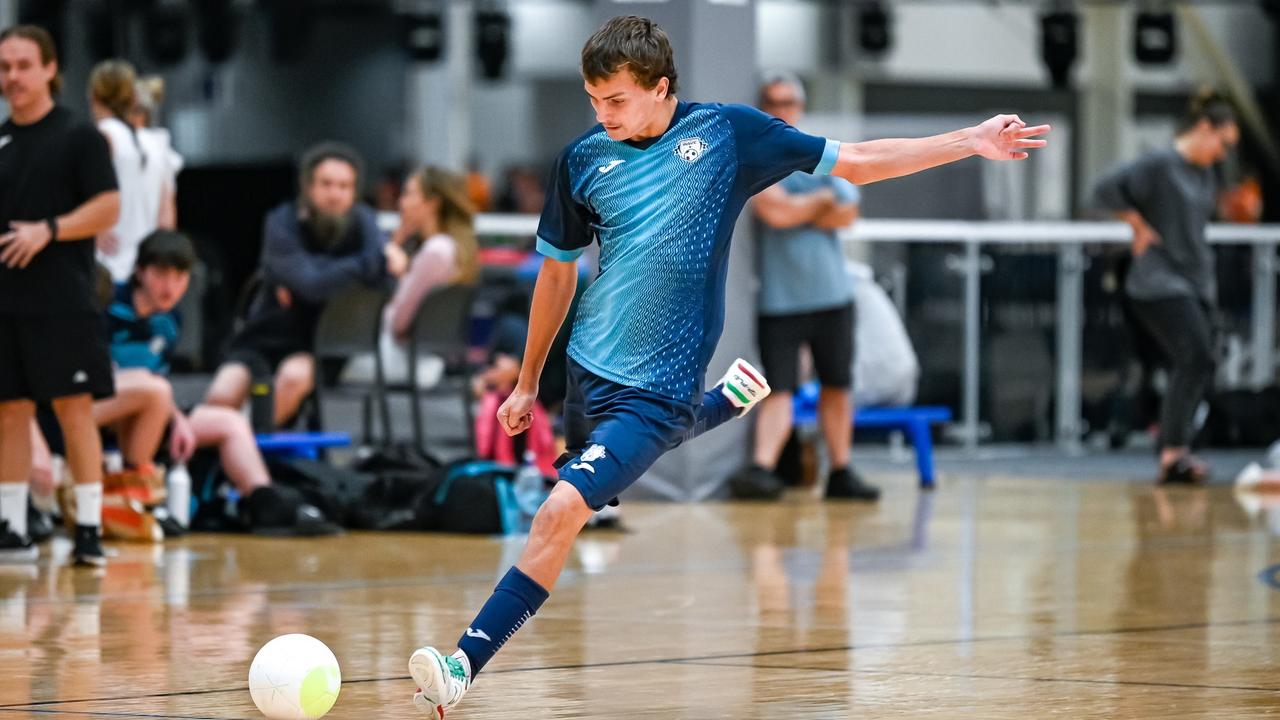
[{"left": 414, "top": 459, "right": 520, "bottom": 534}]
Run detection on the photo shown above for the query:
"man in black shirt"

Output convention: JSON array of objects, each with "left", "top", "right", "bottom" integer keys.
[{"left": 0, "top": 25, "right": 120, "bottom": 566}]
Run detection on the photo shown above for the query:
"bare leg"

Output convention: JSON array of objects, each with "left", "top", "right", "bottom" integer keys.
[
  {"left": 751, "top": 392, "right": 793, "bottom": 470},
  {"left": 818, "top": 386, "right": 852, "bottom": 470},
  {"left": 51, "top": 395, "right": 104, "bottom": 490},
  {"left": 187, "top": 404, "right": 270, "bottom": 495},
  {"left": 92, "top": 370, "right": 172, "bottom": 467},
  {"left": 28, "top": 419, "right": 55, "bottom": 500},
  {"left": 0, "top": 401, "right": 35, "bottom": 486},
  {"left": 514, "top": 481, "right": 596, "bottom": 591},
  {"left": 204, "top": 362, "right": 252, "bottom": 409},
  {"left": 273, "top": 354, "right": 315, "bottom": 427}
]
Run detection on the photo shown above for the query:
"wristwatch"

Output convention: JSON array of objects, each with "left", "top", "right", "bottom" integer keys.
[{"left": 45, "top": 216, "right": 58, "bottom": 241}]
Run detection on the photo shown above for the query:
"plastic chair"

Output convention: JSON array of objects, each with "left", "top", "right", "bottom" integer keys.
[
  {"left": 311, "top": 282, "right": 393, "bottom": 445},
  {"left": 391, "top": 283, "right": 477, "bottom": 452}
]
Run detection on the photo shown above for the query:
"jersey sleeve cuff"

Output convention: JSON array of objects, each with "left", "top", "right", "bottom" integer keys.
[
  {"left": 536, "top": 236, "right": 586, "bottom": 262},
  {"left": 813, "top": 139, "right": 841, "bottom": 176}
]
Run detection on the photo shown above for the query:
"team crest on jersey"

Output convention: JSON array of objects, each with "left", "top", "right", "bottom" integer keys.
[{"left": 675, "top": 137, "right": 707, "bottom": 163}]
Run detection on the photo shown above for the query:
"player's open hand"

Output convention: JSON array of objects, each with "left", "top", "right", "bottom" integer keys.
[
  {"left": 970, "top": 114, "right": 1050, "bottom": 161},
  {"left": 0, "top": 220, "right": 53, "bottom": 269},
  {"left": 497, "top": 387, "right": 537, "bottom": 436}
]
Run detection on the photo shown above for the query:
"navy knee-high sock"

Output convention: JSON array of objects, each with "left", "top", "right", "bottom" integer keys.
[{"left": 456, "top": 566, "right": 549, "bottom": 675}]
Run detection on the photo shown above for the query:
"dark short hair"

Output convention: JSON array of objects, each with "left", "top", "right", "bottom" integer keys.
[
  {"left": 136, "top": 230, "right": 196, "bottom": 273},
  {"left": 0, "top": 24, "right": 61, "bottom": 95},
  {"left": 299, "top": 141, "right": 365, "bottom": 193},
  {"left": 581, "top": 15, "right": 678, "bottom": 95},
  {"left": 1180, "top": 89, "right": 1236, "bottom": 134}
]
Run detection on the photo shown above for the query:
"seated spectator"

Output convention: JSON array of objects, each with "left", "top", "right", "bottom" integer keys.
[
  {"left": 205, "top": 142, "right": 387, "bottom": 427},
  {"left": 343, "top": 166, "right": 479, "bottom": 386}
]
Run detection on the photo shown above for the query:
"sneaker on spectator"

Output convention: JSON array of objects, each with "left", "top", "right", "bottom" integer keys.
[
  {"left": 0, "top": 520, "right": 36, "bottom": 564},
  {"left": 102, "top": 494, "right": 163, "bottom": 542},
  {"left": 73, "top": 525, "right": 106, "bottom": 567}
]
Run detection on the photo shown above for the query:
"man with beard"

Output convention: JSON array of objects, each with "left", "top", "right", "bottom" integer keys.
[{"left": 205, "top": 142, "right": 387, "bottom": 428}]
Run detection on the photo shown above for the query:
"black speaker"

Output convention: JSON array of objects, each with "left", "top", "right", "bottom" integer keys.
[
  {"left": 144, "top": 0, "right": 188, "bottom": 66},
  {"left": 85, "top": 0, "right": 119, "bottom": 60},
  {"left": 475, "top": 8, "right": 509, "bottom": 80},
  {"left": 195, "top": 0, "right": 236, "bottom": 64},
  {"left": 403, "top": 10, "right": 445, "bottom": 62},
  {"left": 857, "top": 1, "right": 892, "bottom": 55},
  {"left": 1040, "top": 10, "right": 1078, "bottom": 89},
  {"left": 1134, "top": 11, "right": 1177, "bottom": 64},
  {"left": 17, "top": 0, "right": 68, "bottom": 55}
]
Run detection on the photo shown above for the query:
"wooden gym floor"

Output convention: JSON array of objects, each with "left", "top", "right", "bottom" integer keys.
[{"left": 1, "top": 474, "right": 1278, "bottom": 719}]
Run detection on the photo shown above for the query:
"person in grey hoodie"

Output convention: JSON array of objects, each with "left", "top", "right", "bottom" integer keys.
[{"left": 1093, "top": 91, "right": 1239, "bottom": 484}]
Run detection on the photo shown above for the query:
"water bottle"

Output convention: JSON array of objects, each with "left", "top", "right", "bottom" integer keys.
[
  {"left": 104, "top": 448, "right": 124, "bottom": 474},
  {"left": 250, "top": 379, "right": 274, "bottom": 434},
  {"left": 167, "top": 463, "right": 192, "bottom": 529},
  {"left": 513, "top": 451, "right": 547, "bottom": 523}
]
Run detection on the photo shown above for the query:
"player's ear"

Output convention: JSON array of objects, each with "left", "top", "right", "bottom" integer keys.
[{"left": 654, "top": 76, "right": 669, "bottom": 100}]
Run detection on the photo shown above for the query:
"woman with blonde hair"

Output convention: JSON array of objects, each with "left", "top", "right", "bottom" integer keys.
[
  {"left": 345, "top": 166, "right": 479, "bottom": 385},
  {"left": 89, "top": 61, "right": 179, "bottom": 283}
]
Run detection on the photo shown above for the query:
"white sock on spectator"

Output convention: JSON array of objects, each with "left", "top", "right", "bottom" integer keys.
[
  {"left": 0, "top": 483, "right": 28, "bottom": 538},
  {"left": 74, "top": 484, "right": 103, "bottom": 528}
]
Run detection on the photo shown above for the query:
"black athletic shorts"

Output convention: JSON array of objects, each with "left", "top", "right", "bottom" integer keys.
[
  {"left": 756, "top": 302, "right": 855, "bottom": 393},
  {"left": 0, "top": 312, "right": 115, "bottom": 402}
]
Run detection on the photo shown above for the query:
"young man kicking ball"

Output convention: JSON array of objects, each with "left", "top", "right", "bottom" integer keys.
[{"left": 409, "top": 15, "right": 1050, "bottom": 717}]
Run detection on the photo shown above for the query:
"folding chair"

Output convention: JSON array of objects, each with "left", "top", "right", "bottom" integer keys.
[
  {"left": 391, "top": 283, "right": 477, "bottom": 452},
  {"left": 311, "top": 282, "right": 392, "bottom": 445}
]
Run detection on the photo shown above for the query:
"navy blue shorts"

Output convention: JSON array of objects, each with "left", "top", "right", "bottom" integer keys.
[{"left": 558, "top": 358, "right": 697, "bottom": 510}]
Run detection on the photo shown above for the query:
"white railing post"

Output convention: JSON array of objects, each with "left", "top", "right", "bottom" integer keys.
[
  {"left": 962, "top": 240, "right": 982, "bottom": 450},
  {"left": 1251, "top": 242, "right": 1277, "bottom": 389},
  {"left": 1056, "top": 243, "right": 1085, "bottom": 451}
]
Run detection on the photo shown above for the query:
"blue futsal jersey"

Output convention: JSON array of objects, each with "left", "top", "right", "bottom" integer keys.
[{"left": 536, "top": 101, "right": 839, "bottom": 402}]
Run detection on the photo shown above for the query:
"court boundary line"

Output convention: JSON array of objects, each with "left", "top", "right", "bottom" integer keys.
[{"left": 5, "top": 614, "right": 1279, "bottom": 711}]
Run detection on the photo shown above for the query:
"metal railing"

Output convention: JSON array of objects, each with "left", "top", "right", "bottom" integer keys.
[{"left": 452, "top": 212, "right": 1280, "bottom": 450}]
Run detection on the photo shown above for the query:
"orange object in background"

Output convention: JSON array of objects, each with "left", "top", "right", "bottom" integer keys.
[{"left": 1221, "top": 175, "right": 1263, "bottom": 223}]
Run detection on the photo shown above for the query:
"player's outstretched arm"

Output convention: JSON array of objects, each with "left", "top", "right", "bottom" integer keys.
[
  {"left": 832, "top": 114, "right": 1050, "bottom": 186},
  {"left": 497, "top": 257, "right": 578, "bottom": 436}
]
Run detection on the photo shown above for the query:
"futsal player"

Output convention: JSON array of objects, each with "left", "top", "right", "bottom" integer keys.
[{"left": 408, "top": 15, "right": 1050, "bottom": 716}]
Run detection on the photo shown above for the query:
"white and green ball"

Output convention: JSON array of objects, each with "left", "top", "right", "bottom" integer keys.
[{"left": 249, "top": 634, "right": 341, "bottom": 719}]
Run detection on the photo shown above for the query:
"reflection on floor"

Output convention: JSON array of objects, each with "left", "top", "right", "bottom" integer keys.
[{"left": 3, "top": 475, "right": 1278, "bottom": 719}]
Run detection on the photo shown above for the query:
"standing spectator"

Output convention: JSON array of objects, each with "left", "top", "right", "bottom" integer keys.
[
  {"left": 1092, "top": 90, "right": 1239, "bottom": 484},
  {"left": 204, "top": 142, "right": 387, "bottom": 428},
  {"left": 0, "top": 25, "right": 120, "bottom": 565},
  {"left": 88, "top": 61, "right": 176, "bottom": 283},
  {"left": 129, "top": 75, "right": 182, "bottom": 232},
  {"left": 730, "top": 71, "right": 879, "bottom": 501}
]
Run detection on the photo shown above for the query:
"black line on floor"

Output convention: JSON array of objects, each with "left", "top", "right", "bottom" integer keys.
[
  {"left": 4, "top": 614, "right": 1279, "bottom": 711},
  {"left": 0, "top": 709, "right": 240, "bottom": 720}
]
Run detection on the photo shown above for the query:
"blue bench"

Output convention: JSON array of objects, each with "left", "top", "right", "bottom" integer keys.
[
  {"left": 792, "top": 382, "right": 951, "bottom": 489},
  {"left": 255, "top": 431, "right": 352, "bottom": 460}
]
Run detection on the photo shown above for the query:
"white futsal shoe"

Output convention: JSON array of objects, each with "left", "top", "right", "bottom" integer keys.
[
  {"left": 410, "top": 646, "right": 471, "bottom": 718},
  {"left": 718, "top": 358, "right": 771, "bottom": 416}
]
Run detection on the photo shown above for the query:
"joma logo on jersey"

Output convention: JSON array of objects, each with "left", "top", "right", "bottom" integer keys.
[{"left": 675, "top": 137, "right": 707, "bottom": 162}]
